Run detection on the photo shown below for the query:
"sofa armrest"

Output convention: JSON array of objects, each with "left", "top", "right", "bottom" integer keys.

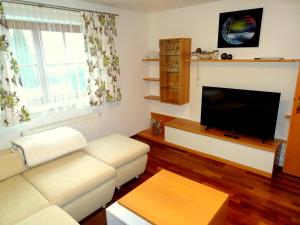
[{"left": 0, "top": 149, "right": 26, "bottom": 181}]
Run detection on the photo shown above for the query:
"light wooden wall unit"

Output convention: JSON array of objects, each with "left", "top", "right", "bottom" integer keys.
[
  {"left": 164, "top": 118, "right": 281, "bottom": 178},
  {"left": 160, "top": 38, "right": 191, "bottom": 105},
  {"left": 284, "top": 64, "right": 300, "bottom": 177},
  {"left": 186, "top": 59, "right": 300, "bottom": 63},
  {"left": 143, "top": 38, "right": 191, "bottom": 105},
  {"left": 141, "top": 58, "right": 300, "bottom": 177}
]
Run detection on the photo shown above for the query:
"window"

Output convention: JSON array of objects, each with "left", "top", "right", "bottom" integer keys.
[{"left": 9, "top": 27, "right": 88, "bottom": 113}]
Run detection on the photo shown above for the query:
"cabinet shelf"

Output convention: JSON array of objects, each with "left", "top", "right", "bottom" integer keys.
[
  {"left": 144, "top": 95, "right": 160, "bottom": 101},
  {"left": 160, "top": 54, "right": 180, "bottom": 56},
  {"left": 160, "top": 70, "right": 180, "bottom": 73},
  {"left": 185, "top": 59, "right": 300, "bottom": 63},
  {"left": 161, "top": 86, "right": 179, "bottom": 89},
  {"left": 143, "top": 77, "right": 160, "bottom": 82},
  {"left": 142, "top": 58, "right": 159, "bottom": 62}
]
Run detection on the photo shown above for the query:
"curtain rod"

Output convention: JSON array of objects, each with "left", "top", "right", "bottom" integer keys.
[{"left": 1, "top": 0, "right": 119, "bottom": 16}]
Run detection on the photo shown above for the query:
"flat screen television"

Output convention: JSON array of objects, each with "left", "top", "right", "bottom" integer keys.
[{"left": 201, "top": 86, "right": 281, "bottom": 140}]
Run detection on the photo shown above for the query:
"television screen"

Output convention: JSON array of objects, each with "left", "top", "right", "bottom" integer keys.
[{"left": 201, "top": 86, "right": 281, "bottom": 140}]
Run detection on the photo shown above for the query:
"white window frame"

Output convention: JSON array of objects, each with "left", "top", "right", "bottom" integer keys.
[{"left": 10, "top": 26, "right": 88, "bottom": 114}]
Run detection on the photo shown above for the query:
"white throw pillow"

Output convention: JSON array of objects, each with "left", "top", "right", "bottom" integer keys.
[{"left": 12, "top": 127, "right": 87, "bottom": 167}]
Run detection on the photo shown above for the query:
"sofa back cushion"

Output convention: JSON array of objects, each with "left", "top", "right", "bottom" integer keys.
[{"left": 0, "top": 149, "right": 26, "bottom": 181}]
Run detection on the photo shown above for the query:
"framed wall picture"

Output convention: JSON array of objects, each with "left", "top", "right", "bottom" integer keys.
[{"left": 217, "top": 8, "right": 263, "bottom": 48}]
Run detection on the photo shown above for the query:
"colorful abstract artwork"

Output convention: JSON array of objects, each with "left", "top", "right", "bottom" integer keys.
[{"left": 217, "top": 8, "right": 263, "bottom": 48}]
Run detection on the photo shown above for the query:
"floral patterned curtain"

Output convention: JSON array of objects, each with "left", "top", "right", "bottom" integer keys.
[
  {"left": 82, "top": 12, "right": 121, "bottom": 106},
  {"left": 0, "top": 1, "right": 30, "bottom": 126}
]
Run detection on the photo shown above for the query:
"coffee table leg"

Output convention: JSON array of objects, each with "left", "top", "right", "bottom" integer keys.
[
  {"left": 106, "top": 202, "right": 151, "bottom": 225},
  {"left": 107, "top": 211, "right": 124, "bottom": 225},
  {"left": 210, "top": 198, "right": 228, "bottom": 225}
]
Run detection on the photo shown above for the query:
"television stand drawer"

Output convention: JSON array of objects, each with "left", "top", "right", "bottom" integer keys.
[
  {"left": 210, "top": 138, "right": 275, "bottom": 173},
  {"left": 165, "top": 126, "right": 210, "bottom": 154}
]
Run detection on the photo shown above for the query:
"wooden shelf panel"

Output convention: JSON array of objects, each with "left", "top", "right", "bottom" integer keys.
[
  {"left": 137, "top": 128, "right": 165, "bottom": 145},
  {"left": 143, "top": 77, "right": 159, "bottom": 82},
  {"left": 144, "top": 95, "right": 160, "bottom": 101},
  {"left": 160, "top": 86, "right": 179, "bottom": 89},
  {"left": 143, "top": 58, "right": 300, "bottom": 63},
  {"left": 160, "top": 54, "right": 180, "bottom": 56},
  {"left": 142, "top": 58, "right": 159, "bottom": 62},
  {"left": 186, "top": 59, "right": 300, "bottom": 63},
  {"left": 165, "top": 118, "right": 281, "bottom": 153}
]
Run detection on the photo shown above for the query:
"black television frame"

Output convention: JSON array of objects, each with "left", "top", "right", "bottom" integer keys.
[{"left": 201, "top": 86, "right": 281, "bottom": 141}]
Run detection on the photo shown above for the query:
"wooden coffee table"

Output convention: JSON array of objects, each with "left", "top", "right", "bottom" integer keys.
[{"left": 106, "top": 170, "right": 229, "bottom": 225}]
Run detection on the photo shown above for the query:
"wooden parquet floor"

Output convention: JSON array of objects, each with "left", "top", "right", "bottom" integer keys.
[{"left": 81, "top": 136, "right": 300, "bottom": 225}]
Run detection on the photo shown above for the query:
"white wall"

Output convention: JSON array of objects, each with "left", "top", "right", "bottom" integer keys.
[
  {"left": 147, "top": 0, "right": 300, "bottom": 142},
  {"left": 0, "top": 0, "right": 150, "bottom": 149}
]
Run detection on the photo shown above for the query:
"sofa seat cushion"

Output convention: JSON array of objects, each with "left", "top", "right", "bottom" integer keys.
[
  {"left": 84, "top": 134, "right": 150, "bottom": 168},
  {"left": 22, "top": 151, "right": 115, "bottom": 207},
  {"left": 0, "top": 175, "right": 49, "bottom": 225},
  {"left": 15, "top": 205, "right": 79, "bottom": 225}
]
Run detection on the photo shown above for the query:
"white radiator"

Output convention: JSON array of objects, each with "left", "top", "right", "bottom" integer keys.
[{"left": 21, "top": 113, "right": 102, "bottom": 142}]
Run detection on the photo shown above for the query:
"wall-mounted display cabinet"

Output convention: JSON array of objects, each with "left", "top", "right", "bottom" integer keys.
[
  {"left": 159, "top": 38, "right": 191, "bottom": 105},
  {"left": 143, "top": 38, "right": 191, "bottom": 105}
]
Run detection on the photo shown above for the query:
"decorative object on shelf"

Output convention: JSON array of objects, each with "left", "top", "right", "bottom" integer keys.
[
  {"left": 221, "top": 53, "right": 233, "bottom": 60},
  {"left": 227, "top": 54, "right": 233, "bottom": 60},
  {"left": 221, "top": 53, "right": 228, "bottom": 60},
  {"left": 212, "top": 50, "right": 220, "bottom": 59},
  {"left": 217, "top": 8, "right": 263, "bottom": 48},
  {"left": 192, "top": 49, "right": 219, "bottom": 60},
  {"left": 191, "top": 49, "right": 218, "bottom": 87},
  {"left": 254, "top": 57, "right": 285, "bottom": 60},
  {"left": 146, "top": 50, "right": 159, "bottom": 59},
  {"left": 151, "top": 118, "right": 163, "bottom": 136},
  {"left": 198, "top": 52, "right": 213, "bottom": 60},
  {"left": 196, "top": 48, "right": 202, "bottom": 53}
]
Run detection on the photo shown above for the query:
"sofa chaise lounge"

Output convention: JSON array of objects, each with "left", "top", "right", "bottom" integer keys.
[{"left": 0, "top": 129, "right": 149, "bottom": 225}]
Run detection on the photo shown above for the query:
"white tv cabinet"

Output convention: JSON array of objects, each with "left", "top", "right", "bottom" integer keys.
[{"left": 164, "top": 118, "right": 281, "bottom": 178}]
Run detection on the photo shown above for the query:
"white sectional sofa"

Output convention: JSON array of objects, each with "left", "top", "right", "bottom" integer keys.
[{"left": 0, "top": 132, "right": 150, "bottom": 225}]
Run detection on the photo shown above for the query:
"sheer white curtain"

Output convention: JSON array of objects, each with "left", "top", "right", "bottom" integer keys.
[
  {"left": 2, "top": 3, "right": 89, "bottom": 117},
  {"left": 0, "top": 1, "right": 30, "bottom": 126}
]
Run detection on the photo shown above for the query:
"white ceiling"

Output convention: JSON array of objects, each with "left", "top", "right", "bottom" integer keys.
[{"left": 83, "top": 0, "right": 221, "bottom": 12}]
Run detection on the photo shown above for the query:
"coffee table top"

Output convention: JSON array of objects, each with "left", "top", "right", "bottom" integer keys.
[{"left": 118, "top": 170, "right": 229, "bottom": 225}]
